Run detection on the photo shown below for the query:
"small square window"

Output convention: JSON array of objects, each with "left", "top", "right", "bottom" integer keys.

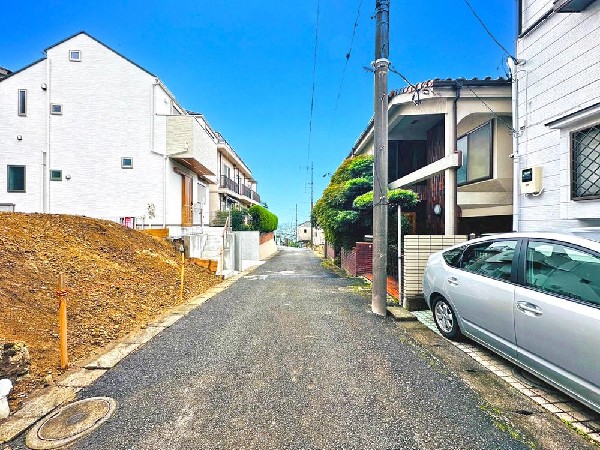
[
  {"left": 69, "top": 50, "right": 81, "bottom": 62},
  {"left": 18, "top": 90, "right": 27, "bottom": 116},
  {"left": 121, "top": 157, "right": 133, "bottom": 169},
  {"left": 7, "top": 165, "right": 26, "bottom": 192},
  {"left": 50, "top": 104, "right": 63, "bottom": 115},
  {"left": 50, "top": 170, "right": 62, "bottom": 181}
]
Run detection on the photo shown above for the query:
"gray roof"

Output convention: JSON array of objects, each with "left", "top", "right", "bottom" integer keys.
[{"left": 0, "top": 31, "right": 155, "bottom": 83}]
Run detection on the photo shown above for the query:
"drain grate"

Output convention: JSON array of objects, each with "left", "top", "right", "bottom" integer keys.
[{"left": 26, "top": 397, "right": 116, "bottom": 449}]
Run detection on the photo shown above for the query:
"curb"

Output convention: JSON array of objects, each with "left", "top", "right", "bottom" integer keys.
[
  {"left": 386, "top": 306, "right": 418, "bottom": 322},
  {"left": 0, "top": 261, "right": 266, "bottom": 444}
]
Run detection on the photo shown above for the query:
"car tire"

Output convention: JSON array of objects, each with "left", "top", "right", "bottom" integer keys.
[{"left": 432, "top": 296, "right": 463, "bottom": 340}]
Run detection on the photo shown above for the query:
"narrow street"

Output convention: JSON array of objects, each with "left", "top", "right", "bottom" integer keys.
[{"left": 10, "top": 248, "right": 591, "bottom": 449}]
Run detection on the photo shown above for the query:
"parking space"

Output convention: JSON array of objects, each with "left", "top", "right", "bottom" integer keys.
[{"left": 411, "top": 310, "right": 600, "bottom": 444}]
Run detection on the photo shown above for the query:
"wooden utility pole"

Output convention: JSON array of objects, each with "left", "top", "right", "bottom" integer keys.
[{"left": 372, "top": 0, "right": 390, "bottom": 316}]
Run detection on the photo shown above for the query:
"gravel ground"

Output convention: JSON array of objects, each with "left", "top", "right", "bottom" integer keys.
[{"left": 11, "top": 247, "right": 532, "bottom": 449}]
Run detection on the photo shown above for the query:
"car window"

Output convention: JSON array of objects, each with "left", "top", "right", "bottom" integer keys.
[
  {"left": 526, "top": 241, "right": 600, "bottom": 306},
  {"left": 442, "top": 247, "right": 464, "bottom": 268},
  {"left": 460, "top": 240, "right": 517, "bottom": 281}
]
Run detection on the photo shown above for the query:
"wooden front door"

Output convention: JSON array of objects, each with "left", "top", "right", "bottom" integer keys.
[{"left": 181, "top": 175, "right": 193, "bottom": 226}]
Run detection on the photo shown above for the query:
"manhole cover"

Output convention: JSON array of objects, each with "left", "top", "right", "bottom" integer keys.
[{"left": 26, "top": 397, "right": 116, "bottom": 449}]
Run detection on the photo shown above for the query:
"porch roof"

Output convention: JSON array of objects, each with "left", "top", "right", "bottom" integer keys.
[{"left": 349, "top": 76, "right": 510, "bottom": 157}]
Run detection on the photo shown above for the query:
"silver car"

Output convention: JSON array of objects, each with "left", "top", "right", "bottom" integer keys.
[{"left": 423, "top": 232, "right": 600, "bottom": 413}]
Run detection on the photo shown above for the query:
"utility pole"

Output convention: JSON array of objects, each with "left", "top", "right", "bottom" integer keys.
[
  {"left": 295, "top": 203, "right": 298, "bottom": 245},
  {"left": 310, "top": 162, "right": 314, "bottom": 248},
  {"left": 372, "top": 0, "right": 390, "bottom": 317}
]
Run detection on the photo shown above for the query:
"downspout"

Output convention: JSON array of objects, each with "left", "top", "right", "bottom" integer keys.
[
  {"left": 449, "top": 83, "right": 461, "bottom": 235},
  {"left": 508, "top": 57, "right": 520, "bottom": 231},
  {"left": 43, "top": 57, "right": 51, "bottom": 213},
  {"left": 150, "top": 79, "right": 168, "bottom": 228}
]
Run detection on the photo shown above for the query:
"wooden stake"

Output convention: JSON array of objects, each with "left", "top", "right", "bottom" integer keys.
[
  {"left": 56, "top": 272, "right": 68, "bottom": 369},
  {"left": 179, "top": 252, "right": 185, "bottom": 303}
]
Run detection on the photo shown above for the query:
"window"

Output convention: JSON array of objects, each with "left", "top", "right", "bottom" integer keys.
[
  {"left": 457, "top": 121, "right": 493, "bottom": 186},
  {"left": 442, "top": 247, "right": 464, "bottom": 268},
  {"left": 460, "top": 240, "right": 517, "bottom": 281},
  {"left": 18, "top": 90, "right": 26, "bottom": 116},
  {"left": 7, "top": 166, "right": 25, "bottom": 192},
  {"left": 50, "top": 104, "right": 63, "bottom": 115},
  {"left": 50, "top": 170, "right": 62, "bottom": 181},
  {"left": 121, "top": 157, "right": 133, "bottom": 169},
  {"left": 526, "top": 241, "right": 600, "bottom": 306},
  {"left": 572, "top": 124, "right": 600, "bottom": 200},
  {"left": 69, "top": 50, "right": 81, "bottom": 61}
]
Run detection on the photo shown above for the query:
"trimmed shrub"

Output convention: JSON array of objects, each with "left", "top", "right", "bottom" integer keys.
[{"left": 248, "top": 205, "right": 278, "bottom": 233}]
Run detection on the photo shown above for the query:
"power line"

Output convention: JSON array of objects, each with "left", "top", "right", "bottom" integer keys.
[
  {"left": 388, "top": 65, "right": 421, "bottom": 105},
  {"left": 463, "top": 0, "right": 515, "bottom": 60},
  {"left": 330, "top": 0, "right": 364, "bottom": 129},
  {"left": 455, "top": 81, "right": 517, "bottom": 136},
  {"left": 306, "top": 0, "right": 321, "bottom": 168}
]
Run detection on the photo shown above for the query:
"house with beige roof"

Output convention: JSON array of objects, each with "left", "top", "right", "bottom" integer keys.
[{"left": 350, "top": 77, "right": 513, "bottom": 236}]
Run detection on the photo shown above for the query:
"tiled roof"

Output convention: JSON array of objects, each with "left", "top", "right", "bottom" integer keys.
[
  {"left": 389, "top": 76, "right": 510, "bottom": 98},
  {"left": 349, "top": 76, "right": 511, "bottom": 157}
]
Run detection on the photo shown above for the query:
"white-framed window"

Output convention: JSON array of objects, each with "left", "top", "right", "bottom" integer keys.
[
  {"left": 50, "top": 104, "right": 63, "bottom": 115},
  {"left": 18, "top": 90, "right": 27, "bottom": 116},
  {"left": 69, "top": 50, "right": 81, "bottom": 62},
  {"left": 457, "top": 120, "right": 493, "bottom": 186},
  {"left": 50, "top": 170, "right": 62, "bottom": 181},
  {"left": 121, "top": 157, "right": 133, "bottom": 169},
  {"left": 7, "top": 165, "right": 26, "bottom": 192}
]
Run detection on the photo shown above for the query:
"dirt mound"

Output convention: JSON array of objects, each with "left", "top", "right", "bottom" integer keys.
[{"left": 0, "top": 213, "right": 221, "bottom": 410}]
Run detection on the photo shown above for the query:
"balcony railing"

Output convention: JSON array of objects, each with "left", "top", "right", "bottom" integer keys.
[
  {"left": 220, "top": 175, "right": 261, "bottom": 203},
  {"left": 220, "top": 175, "right": 240, "bottom": 194}
]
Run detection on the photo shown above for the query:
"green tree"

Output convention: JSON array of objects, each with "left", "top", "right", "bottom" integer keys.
[{"left": 314, "top": 155, "right": 419, "bottom": 249}]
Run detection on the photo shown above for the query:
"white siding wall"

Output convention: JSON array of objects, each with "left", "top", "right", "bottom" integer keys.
[
  {"left": 521, "top": 0, "right": 553, "bottom": 30},
  {"left": 45, "top": 34, "right": 164, "bottom": 222},
  {"left": 0, "top": 61, "right": 48, "bottom": 212},
  {"left": 517, "top": 1, "right": 600, "bottom": 231}
]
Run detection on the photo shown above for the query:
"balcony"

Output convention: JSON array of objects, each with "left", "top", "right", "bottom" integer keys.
[
  {"left": 220, "top": 175, "right": 260, "bottom": 204},
  {"left": 165, "top": 115, "right": 218, "bottom": 178}
]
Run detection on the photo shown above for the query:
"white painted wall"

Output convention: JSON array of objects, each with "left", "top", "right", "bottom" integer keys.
[
  {"left": 0, "top": 60, "right": 47, "bottom": 212},
  {"left": 0, "top": 33, "right": 220, "bottom": 227},
  {"left": 516, "top": 1, "right": 600, "bottom": 231}
]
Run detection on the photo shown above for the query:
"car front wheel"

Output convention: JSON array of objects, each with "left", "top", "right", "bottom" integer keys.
[{"left": 432, "top": 297, "right": 462, "bottom": 340}]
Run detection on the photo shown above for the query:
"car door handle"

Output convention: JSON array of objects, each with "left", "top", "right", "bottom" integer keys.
[
  {"left": 447, "top": 276, "right": 459, "bottom": 286},
  {"left": 516, "top": 301, "right": 543, "bottom": 317}
]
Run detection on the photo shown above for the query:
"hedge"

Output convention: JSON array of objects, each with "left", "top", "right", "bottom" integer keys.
[{"left": 248, "top": 205, "right": 278, "bottom": 233}]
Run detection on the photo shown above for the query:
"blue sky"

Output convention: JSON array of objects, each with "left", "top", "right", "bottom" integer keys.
[{"left": 0, "top": 1, "right": 516, "bottom": 232}]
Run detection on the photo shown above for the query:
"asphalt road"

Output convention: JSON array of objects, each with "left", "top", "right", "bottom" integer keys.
[{"left": 15, "top": 247, "right": 536, "bottom": 449}]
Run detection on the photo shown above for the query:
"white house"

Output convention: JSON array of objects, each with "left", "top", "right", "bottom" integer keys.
[
  {"left": 514, "top": 0, "right": 600, "bottom": 231},
  {"left": 0, "top": 32, "right": 259, "bottom": 229},
  {"left": 296, "top": 221, "right": 325, "bottom": 245},
  {"left": 351, "top": 77, "right": 513, "bottom": 236}
]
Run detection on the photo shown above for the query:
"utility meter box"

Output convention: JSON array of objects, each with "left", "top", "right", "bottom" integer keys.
[{"left": 521, "top": 167, "right": 543, "bottom": 194}]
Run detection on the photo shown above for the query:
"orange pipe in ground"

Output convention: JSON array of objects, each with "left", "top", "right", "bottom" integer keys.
[{"left": 57, "top": 272, "right": 68, "bottom": 369}]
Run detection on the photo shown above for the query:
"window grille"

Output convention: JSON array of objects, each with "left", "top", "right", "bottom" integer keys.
[{"left": 572, "top": 124, "right": 600, "bottom": 199}]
